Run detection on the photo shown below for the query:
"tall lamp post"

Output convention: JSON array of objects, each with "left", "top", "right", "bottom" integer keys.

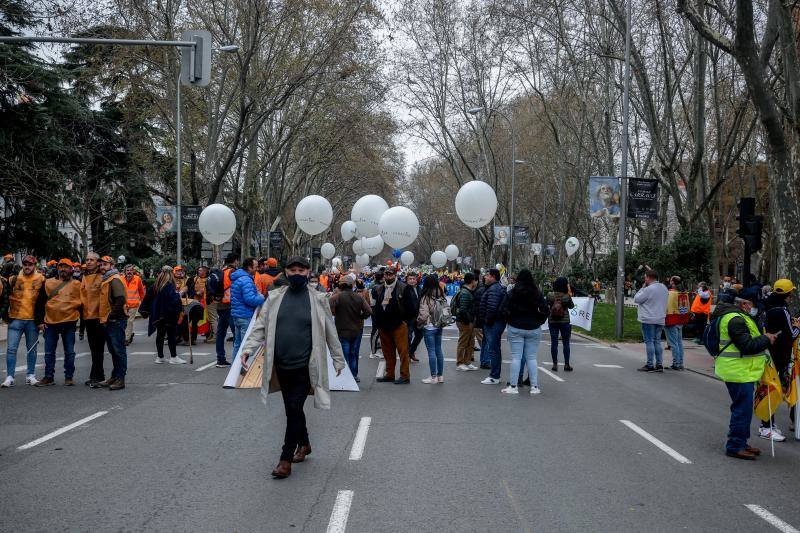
[{"left": 468, "top": 106, "right": 517, "bottom": 273}]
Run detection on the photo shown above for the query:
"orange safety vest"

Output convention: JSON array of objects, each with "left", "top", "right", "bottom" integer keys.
[
  {"left": 8, "top": 272, "right": 45, "bottom": 320},
  {"left": 80, "top": 271, "right": 103, "bottom": 320},
  {"left": 99, "top": 273, "right": 127, "bottom": 324},
  {"left": 124, "top": 275, "right": 145, "bottom": 307},
  {"left": 222, "top": 268, "right": 233, "bottom": 304},
  {"left": 690, "top": 293, "right": 712, "bottom": 318},
  {"left": 44, "top": 278, "right": 82, "bottom": 324}
]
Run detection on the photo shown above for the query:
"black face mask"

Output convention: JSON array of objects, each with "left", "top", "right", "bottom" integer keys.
[{"left": 288, "top": 274, "right": 308, "bottom": 289}]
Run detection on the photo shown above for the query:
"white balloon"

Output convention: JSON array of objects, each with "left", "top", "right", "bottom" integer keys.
[
  {"left": 320, "top": 242, "right": 335, "bottom": 260},
  {"left": 363, "top": 235, "right": 384, "bottom": 256},
  {"left": 352, "top": 238, "right": 364, "bottom": 256},
  {"left": 355, "top": 253, "right": 370, "bottom": 266},
  {"left": 455, "top": 181, "right": 498, "bottom": 228},
  {"left": 198, "top": 204, "right": 236, "bottom": 245},
  {"left": 495, "top": 263, "right": 504, "bottom": 270},
  {"left": 340, "top": 220, "right": 357, "bottom": 241},
  {"left": 565, "top": 236, "right": 581, "bottom": 257},
  {"left": 378, "top": 206, "right": 419, "bottom": 249},
  {"left": 332, "top": 256, "right": 343, "bottom": 269},
  {"left": 295, "top": 195, "right": 333, "bottom": 236},
  {"left": 400, "top": 250, "right": 415, "bottom": 266},
  {"left": 351, "top": 195, "right": 389, "bottom": 238},
  {"left": 444, "top": 244, "right": 459, "bottom": 261},
  {"left": 431, "top": 251, "right": 447, "bottom": 268}
]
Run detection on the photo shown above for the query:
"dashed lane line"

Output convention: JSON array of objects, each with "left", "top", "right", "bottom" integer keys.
[
  {"left": 594, "top": 364, "right": 624, "bottom": 368},
  {"left": 744, "top": 505, "right": 800, "bottom": 533},
  {"left": 375, "top": 361, "right": 386, "bottom": 378},
  {"left": 18, "top": 411, "right": 108, "bottom": 450},
  {"left": 326, "top": 490, "right": 354, "bottom": 533},
  {"left": 537, "top": 366, "right": 565, "bottom": 382},
  {"left": 349, "top": 417, "right": 371, "bottom": 461},
  {"left": 195, "top": 361, "right": 218, "bottom": 372},
  {"left": 13, "top": 352, "right": 90, "bottom": 375},
  {"left": 619, "top": 420, "right": 692, "bottom": 464}
]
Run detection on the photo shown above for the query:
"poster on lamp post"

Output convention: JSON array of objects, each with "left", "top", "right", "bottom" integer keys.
[
  {"left": 589, "top": 176, "right": 621, "bottom": 218},
  {"left": 627, "top": 178, "right": 659, "bottom": 219}
]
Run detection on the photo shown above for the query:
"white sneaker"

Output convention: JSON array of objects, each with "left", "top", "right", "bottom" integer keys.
[
  {"left": 530, "top": 386, "right": 541, "bottom": 395},
  {"left": 369, "top": 352, "right": 382, "bottom": 359},
  {"left": 437, "top": 376, "right": 444, "bottom": 383},
  {"left": 169, "top": 356, "right": 187, "bottom": 365},
  {"left": 1, "top": 376, "right": 14, "bottom": 388},
  {"left": 481, "top": 377, "right": 500, "bottom": 385},
  {"left": 467, "top": 364, "right": 478, "bottom": 370},
  {"left": 759, "top": 426, "right": 786, "bottom": 442},
  {"left": 501, "top": 385, "right": 519, "bottom": 395},
  {"left": 422, "top": 377, "right": 437, "bottom": 384},
  {"left": 154, "top": 357, "right": 165, "bottom": 364},
  {"left": 25, "top": 374, "right": 39, "bottom": 386},
  {"left": 457, "top": 364, "right": 470, "bottom": 371}
]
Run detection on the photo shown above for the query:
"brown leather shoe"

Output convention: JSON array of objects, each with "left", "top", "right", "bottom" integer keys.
[
  {"left": 91, "top": 377, "right": 117, "bottom": 389},
  {"left": 35, "top": 377, "right": 55, "bottom": 387},
  {"left": 745, "top": 446, "right": 762, "bottom": 456},
  {"left": 293, "top": 444, "right": 312, "bottom": 463},
  {"left": 64, "top": 378, "right": 75, "bottom": 386},
  {"left": 109, "top": 379, "right": 125, "bottom": 391},
  {"left": 726, "top": 449, "right": 756, "bottom": 460},
  {"left": 271, "top": 460, "right": 292, "bottom": 478}
]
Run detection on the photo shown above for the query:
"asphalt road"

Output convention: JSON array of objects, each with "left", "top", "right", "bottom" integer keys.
[{"left": 1, "top": 319, "right": 800, "bottom": 533}]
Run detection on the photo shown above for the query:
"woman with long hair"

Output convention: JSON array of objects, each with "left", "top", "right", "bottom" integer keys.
[
  {"left": 501, "top": 269, "right": 548, "bottom": 395},
  {"left": 548, "top": 277, "right": 575, "bottom": 371},
  {"left": 143, "top": 266, "right": 185, "bottom": 364},
  {"left": 416, "top": 273, "right": 446, "bottom": 383}
]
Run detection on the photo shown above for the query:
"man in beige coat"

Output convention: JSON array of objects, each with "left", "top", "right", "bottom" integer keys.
[{"left": 240, "top": 256, "right": 345, "bottom": 479}]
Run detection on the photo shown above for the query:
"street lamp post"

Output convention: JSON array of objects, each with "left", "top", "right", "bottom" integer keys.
[{"left": 468, "top": 106, "right": 516, "bottom": 273}]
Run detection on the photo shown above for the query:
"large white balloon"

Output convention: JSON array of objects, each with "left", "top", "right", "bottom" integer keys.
[
  {"left": 400, "top": 250, "right": 415, "bottom": 266},
  {"left": 332, "top": 257, "right": 343, "bottom": 269},
  {"left": 351, "top": 195, "right": 389, "bottom": 237},
  {"left": 355, "top": 253, "right": 370, "bottom": 266},
  {"left": 295, "top": 195, "right": 333, "bottom": 236},
  {"left": 379, "top": 206, "right": 419, "bottom": 249},
  {"left": 444, "top": 244, "right": 459, "bottom": 261},
  {"left": 363, "top": 235, "right": 384, "bottom": 256},
  {"left": 340, "top": 220, "right": 357, "bottom": 241},
  {"left": 352, "top": 238, "right": 365, "bottom": 256},
  {"left": 565, "top": 236, "right": 581, "bottom": 257},
  {"left": 455, "top": 181, "right": 498, "bottom": 228},
  {"left": 198, "top": 204, "right": 236, "bottom": 245},
  {"left": 431, "top": 251, "right": 447, "bottom": 268},
  {"left": 320, "top": 242, "right": 336, "bottom": 260}
]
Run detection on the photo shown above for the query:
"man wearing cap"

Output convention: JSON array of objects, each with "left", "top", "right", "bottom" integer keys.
[
  {"left": 123, "top": 265, "right": 146, "bottom": 345},
  {"left": 330, "top": 273, "right": 371, "bottom": 382},
  {"left": 372, "top": 267, "right": 414, "bottom": 384},
  {"left": 759, "top": 279, "right": 800, "bottom": 440},
  {"left": 90, "top": 256, "right": 128, "bottom": 391},
  {"left": 2, "top": 255, "right": 46, "bottom": 387},
  {"left": 36, "top": 259, "right": 82, "bottom": 386},
  {"left": 711, "top": 292, "right": 777, "bottom": 459},
  {"left": 208, "top": 253, "right": 238, "bottom": 365},
  {"left": 240, "top": 256, "right": 345, "bottom": 479},
  {"left": 255, "top": 257, "right": 282, "bottom": 295},
  {"left": 81, "top": 252, "right": 107, "bottom": 385},
  {"left": 230, "top": 257, "right": 265, "bottom": 360}
]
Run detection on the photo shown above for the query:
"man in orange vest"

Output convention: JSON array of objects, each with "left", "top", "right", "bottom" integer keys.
[
  {"left": 255, "top": 257, "right": 282, "bottom": 295},
  {"left": 123, "top": 264, "right": 145, "bottom": 345},
  {"left": 2, "top": 255, "right": 46, "bottom": 387},
  {"left": 210, "top": 253, "right": 239, "bottom": 366},
  {"left": 89, "top": 256, "right": 128, "bottom": 390},
  {"left": 81, "top": 252, "right": 106, "bottom": 386},
  {"left": 37, "top": 258, "right": 82, "bottom": 386}
]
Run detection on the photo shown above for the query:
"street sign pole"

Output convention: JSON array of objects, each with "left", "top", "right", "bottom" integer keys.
[
  {"left": 615, "top": 0, "right": 632, "bottom": 340},
  {"left": 176, "top": 73, "right": 182, "bottom": 265}
]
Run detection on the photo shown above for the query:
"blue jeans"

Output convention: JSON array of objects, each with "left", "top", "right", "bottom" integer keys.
[
  {"left": 231, "top": 316, "right": 251, "bottom": 361},
  {"left": 44, "top": 322, "right": 76, "bottom": 379},
  {"left": 549, "top": 322, "right": 572, "bottom": 364},
  {"left": 484, "top": 321, "right": 506, "bottom": 379},
  {"left": 5, "top": 319, "right": 39, "bottom": 377},
  {"left": 641, "top": 323, "right": 664, "bottom": 367},
  {"left": 104, "top": 319, "right": 128, "bottom": 379},
  {"left": 479, "top": 329, "right": 489, "bottom": 366},
  {"left": 340, "top": 335, "right": 360, "bottom": 378},
  {"left": 215, "top": 307, "right": 234, "bottom": 362},
  {"left": 665, "top": 325, "right": 684, "bottom": 366},
  {"left": 508, "top": 326, "right": 541, "bottom": 387},
  {"left": 423, "top": 327, "right": 444, "bottom": 377},
  {"left": 725, "top": 381, "right": 755, "bottom": 453}
]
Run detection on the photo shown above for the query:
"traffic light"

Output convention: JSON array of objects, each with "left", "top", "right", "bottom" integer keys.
[
  {"left": 736, "top": 197, "right": 755, "bottom": 237},
  {"left": 736, "top": 197, "right": 763, "bottom": 252}
]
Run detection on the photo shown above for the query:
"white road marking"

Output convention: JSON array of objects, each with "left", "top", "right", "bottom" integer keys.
[
  {"left": 129, "top": 351, "right": 157, "bottom": 355},
  {"left": 326, "top": 490, "right": 354, "bottom": 533},
  {"left": 594, "top": 364, "right": 623, "bottom": 368},
  {"left": 619, "top": 420, "right": 692, "bottom": 464},
  {"left": 195, "top": 361, "right": 218, "bottom": 372},
  {"left": 537, "top": 366, "right": 565, "bottom": 382},
  {"left": 179, "top": 352, "right": 209, "bottom": 356},
  {"left": 18, "top": 411, "right": 108, "bottom": 450},
  {"left": 744, "top": 505, "right": 800, "bottom": 533},
  {"left": 375, "top": 360, "right": 385, "bottom": 378},
  {"left": 13, "top": 352, "right": 91, "bottom": 374},
  {"left": 349, "top": 417, "right": 371, "bottom": 460}
]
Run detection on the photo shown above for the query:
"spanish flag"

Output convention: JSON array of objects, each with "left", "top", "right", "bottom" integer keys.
[{"left": 754, "top": 359, "right": 783, "bottom": 422}]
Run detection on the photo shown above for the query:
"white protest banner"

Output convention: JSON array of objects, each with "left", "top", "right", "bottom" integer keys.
[{"left": 541, "top": 296, "right": 595, "bottom": 331}]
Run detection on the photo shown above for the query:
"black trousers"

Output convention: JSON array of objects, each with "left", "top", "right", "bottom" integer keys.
[
  {"left": 407, "top": 320, "right": 424, "bottom": 356},
  {"left": 85, "top": 319, "right": 106, "bottom": 381},
  {"left": 156, "top": 322, "right": 178, "bottom": 359},
  {"left": 275, "top": 365, "right": 311, "bottom": 461}
]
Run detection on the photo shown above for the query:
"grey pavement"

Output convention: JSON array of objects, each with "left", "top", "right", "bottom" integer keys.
[{"left": 1, "top": 318, "right": 799, "bottom": 532}]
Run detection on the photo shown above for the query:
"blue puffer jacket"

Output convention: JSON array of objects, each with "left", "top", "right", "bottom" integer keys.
[
  {"left": 230, "top": 269, "right": 265, "bottom": 320},
  {"left": 479, "top": 280, "right": 506, "bottom": 325}
]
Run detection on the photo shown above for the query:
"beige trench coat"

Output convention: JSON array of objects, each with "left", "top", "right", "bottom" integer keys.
[{"left": 240, "top": 285, "right": 346, "bottom": 410}]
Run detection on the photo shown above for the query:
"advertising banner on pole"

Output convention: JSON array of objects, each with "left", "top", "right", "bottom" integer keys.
[
  {"left": 494, "top": 226, "right": 510, "bottom": 246},
  {"left": 181, "top": 205, "right": 202, "bottom": 232},
  {"left": 589, "top": 176, "right": 621, "bottom": 218},
  {"left": 531, "top": 243, "right": 542, "bottom": 256},
  {"left": 627, "top": 178, "right": 659, "bottom": 219},
  {"left": 544, "top": 244, "right": 556, "bottom": 256},
  {"left": 513, "top": 225, "right": 530, "bottom": 245},
  {"left": 269, "top": 231, "right": 283, "bottom": 250},
  {"left": 155, "top": 206, "right": 177, "bottom": 236}
]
